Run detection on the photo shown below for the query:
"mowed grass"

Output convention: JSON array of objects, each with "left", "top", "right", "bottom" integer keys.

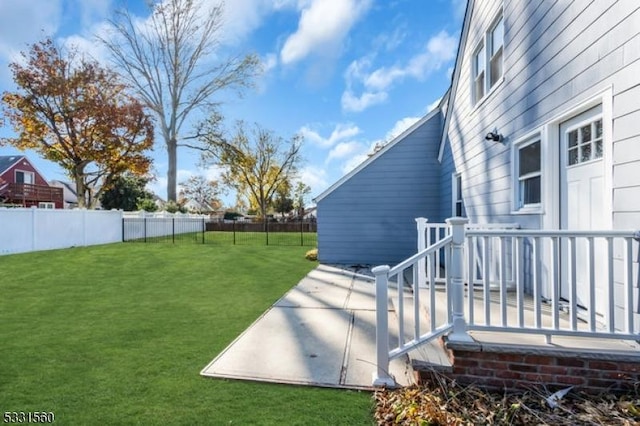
[{"left": 0, "top": 244, "right": 373, "bottom": 425}]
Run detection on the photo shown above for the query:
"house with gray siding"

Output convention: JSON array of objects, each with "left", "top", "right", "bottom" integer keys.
[
  {"left": 314, "top": 101, "right": 449, "bottom": 265},
  {"left": 365, "top": 0, "right": 640, "bottom": 391},
  {"left": 318, "top": 0, "right": 639, "bottom": 305},
  {"left": 443, "top": 0, "right": 640, "bottom": 324}
]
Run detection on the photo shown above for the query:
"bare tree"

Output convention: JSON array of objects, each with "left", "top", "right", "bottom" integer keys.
[
  {"left": 179, "top": 175, "right": 223, "bottom": 212},
  {"left": 99, "top": 0, "right": 261, "bottom": 201}
]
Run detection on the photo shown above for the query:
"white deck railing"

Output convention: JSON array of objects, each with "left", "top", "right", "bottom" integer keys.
[{"left": 372, "top": 217, "right": 640, "bottom": 387}]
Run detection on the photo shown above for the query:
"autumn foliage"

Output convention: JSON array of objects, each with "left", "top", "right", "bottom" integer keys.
[{"left": 1, "top": 38, "right": 154, "bottom": 208}]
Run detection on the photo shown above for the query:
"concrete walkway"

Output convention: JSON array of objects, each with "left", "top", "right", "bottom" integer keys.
[{"left": 200, "top": 264, "right": 415, "bottom": 390}]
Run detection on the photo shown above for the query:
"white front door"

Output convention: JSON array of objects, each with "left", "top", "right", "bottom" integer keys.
[{"left": 559, "top": 105, "right": 606, "bottom": 314}]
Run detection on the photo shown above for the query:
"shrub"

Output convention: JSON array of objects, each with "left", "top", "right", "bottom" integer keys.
[
  {"left": 136, "top": 198, "right": 158, "bottom": 212},
  {"left": 305, "top": 248, "right": 318, "bottom": 261}
]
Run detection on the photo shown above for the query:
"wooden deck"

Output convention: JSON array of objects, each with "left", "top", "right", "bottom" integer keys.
[{"left": 1, "top": 183, "right": 63, "bottom": 207}]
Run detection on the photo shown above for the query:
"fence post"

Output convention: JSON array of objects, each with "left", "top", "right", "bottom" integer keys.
[
  {"left": 371, "top": 265, "right": 395, "bottom": 387},
  {"left": 266, "top": 220, "right": 269, "bottom": 246},
  {"left": 446, "top": 217, "right": 473, "bottom": 342},
  {"left": 416, "top": 217, "right": 428, "bottom": 288},
  {"left": 122, "top": 218, "right": 125, "bottom": 242},
  {"left": 233, "top": 219, "right": 236, "bottom": 245},
  {"left": 31, "top": 206, "right": 37, "bottom": 251},
  {"left": 300, "top": 218, "right": 304, "bottom": 247},
  {"left": 144, "top": 217, "right": 147, "bottom": 243},
  {"left": 202, "top": 217, "right": 205, "bottom": 244}
]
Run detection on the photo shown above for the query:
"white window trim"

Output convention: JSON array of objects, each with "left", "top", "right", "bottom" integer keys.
[
  {"left": 471, "top": 9, "right": 504, "bottom": 107},
  {"left": 15, "top": 169, "right": 35, "bottom": 184},
  {"left": 38, "top": 202, "right": 55, "bottom": 209},
  {"left": 511, "top": 131, "right": 543, "bottom": 214},
  {"left": 472, "top": 42, "right": 485, "bottom": 105}
]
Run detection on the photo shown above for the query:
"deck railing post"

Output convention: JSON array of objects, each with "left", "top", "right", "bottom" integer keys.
[
  {"left": 416, "top": 217, "right": 428, "bottom": 288},
  {"left": 446, "top": 217, "right": 474, "bottom": 342},
  {"left": 371, "top": 265, "right": 395, "bottom": 387}
]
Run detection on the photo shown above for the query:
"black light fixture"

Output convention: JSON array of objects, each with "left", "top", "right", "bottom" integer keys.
[{"left": 485, "top": 131, "right": 504, "bottom": 143}]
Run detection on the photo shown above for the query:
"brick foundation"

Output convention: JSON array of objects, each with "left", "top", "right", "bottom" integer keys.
[{"left": 415, "top": 337, "right": 640, "bottom": 393}]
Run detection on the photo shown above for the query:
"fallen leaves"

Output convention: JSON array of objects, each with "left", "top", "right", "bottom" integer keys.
[{"left": 373, "top": 375, "right": 640, "bottom": 425}]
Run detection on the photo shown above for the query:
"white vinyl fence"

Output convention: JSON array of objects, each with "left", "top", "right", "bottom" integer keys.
[
  {"left": 0, "top": 207, "right": 123, "bottom": 255},
  {"left": 122, "top": 211, "right": 208, "bottom": 241},
  {"left": 0, "top": 208, "right": 209, "bottom": 255}
]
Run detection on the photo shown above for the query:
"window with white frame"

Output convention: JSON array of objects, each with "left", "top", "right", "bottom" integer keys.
[
  {"left": 38, "top": 202, "right": 55, "bottom": 209},
  {"left": 472, "top": 11, "right": 504, "bottom": 105},
  {"left": 452, "top": 173, "right": 464, "bottom": 217},
  {"left": 473, "top": 43, "right": 485, "bottom": 103},
  {"left": 489, "top": 16, "right": 504, "bottom": 87},
  {"left": 516, "top": 138, "right": 541, "bottom": 209},
  {"left": 15, "top": 170, "right": 34, "bottom": 184}
]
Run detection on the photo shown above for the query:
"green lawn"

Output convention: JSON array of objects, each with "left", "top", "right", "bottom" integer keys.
[{"left": 0, "top": 244, "right": 373, "bottom": 425}]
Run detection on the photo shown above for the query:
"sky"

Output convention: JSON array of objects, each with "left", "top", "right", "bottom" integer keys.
[{"left": 0, "top": 0, "right": 465, "bottom": 208}]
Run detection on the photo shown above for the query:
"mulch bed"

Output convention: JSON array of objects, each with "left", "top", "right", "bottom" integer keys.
[{"left": 374, "top": 376, "right": 640, "bottom": 425}]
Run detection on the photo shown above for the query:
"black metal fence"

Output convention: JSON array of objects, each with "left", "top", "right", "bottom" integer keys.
[{"left": 122, "top": 217, "right": 317, "bottom": 246}]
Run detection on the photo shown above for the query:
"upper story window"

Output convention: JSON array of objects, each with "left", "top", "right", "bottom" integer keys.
[
  {"left": 472, "top": 12, "right": 504, "bottom": 105},
  {"left": 15, "top": 170, "right": 34, "bottom": 184},
  {"left": 473, "top": 43, "right": 485, "bottom": 103},
  {"left": 489, "top": 17, "right": 504, "bottom": 87}
]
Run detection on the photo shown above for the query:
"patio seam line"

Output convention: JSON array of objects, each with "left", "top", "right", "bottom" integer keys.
[{"left": 339, "top": 310, "right": 356, "bottom": 385}]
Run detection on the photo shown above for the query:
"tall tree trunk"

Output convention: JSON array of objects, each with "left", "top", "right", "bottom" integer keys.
[
  {"left": 167, "top": 138, "right": 177, "bottom": 202},
  {"left": 74, "top": 167, "right": 86, "bottom": 208}
]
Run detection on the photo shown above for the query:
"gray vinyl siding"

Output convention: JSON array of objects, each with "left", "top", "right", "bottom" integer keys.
[
  {"left": 448, "top": 0, "right": 640, "bottom": 224},
  {"left": 438, "top": 138, "right": 455, "bottom": 222},
  {"left": 317, "top": 113, "right": 443, "bottom": 265},
  {"left": 448, "top": 0, "right": 640, "bottom": 325}
]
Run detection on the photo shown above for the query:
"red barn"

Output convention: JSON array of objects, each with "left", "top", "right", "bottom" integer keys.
[{"left": 0, "top": 155, "right": 63, "bottom": 209}]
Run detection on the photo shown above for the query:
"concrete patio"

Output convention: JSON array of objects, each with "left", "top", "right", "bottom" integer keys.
[{"left": 200, "top": 264, "right": 433, "bottom": 389}]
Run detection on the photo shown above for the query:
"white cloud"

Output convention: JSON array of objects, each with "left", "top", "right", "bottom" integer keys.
[
  {"left": 299, "top": 165, "right": 329, "bottom": 199},
  {"left": 0, "top": 0, "right": 63, "bottom": 60},
  {"left": 341, "top": 30, "right": 457, "bottom": 113},
  {"left": 327, "top": 141, "right": 365, "bottom": 162},
  {"left": 385, "top": 116, "right": 421, "bottom": 141},
  {"left": 299, "top": 123, "right": 361, "bottom": 148},
  {"left": 340, "top": 89, "right": 388, "bottom": 113},
  {"left": 280, "top": 0, "right": 371, "bottom": 65},
  {"left": 262, "top": 53, "right": 278, "bottom": 73}
]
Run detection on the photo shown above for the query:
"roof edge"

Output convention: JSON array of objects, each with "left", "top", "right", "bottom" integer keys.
[{"left": 438, "top": 0, "right": 475, "bottom": 163}]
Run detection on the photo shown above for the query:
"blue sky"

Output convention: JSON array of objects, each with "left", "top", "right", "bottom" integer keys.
[{"left": 0, "top": 0, "right": 465, "bottom": 207}]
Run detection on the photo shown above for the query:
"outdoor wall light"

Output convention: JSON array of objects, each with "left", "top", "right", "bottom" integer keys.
[{"left": 485, "top": 131, "right": 504, "bottom": 143}]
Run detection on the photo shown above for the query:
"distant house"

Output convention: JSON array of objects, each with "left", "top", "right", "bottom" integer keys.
[
  {"left": 49, "top": 180, "right": 79, "bottom": 209},
  {"left": 0, "top": 155, "right": 63, "bottom": 209}
]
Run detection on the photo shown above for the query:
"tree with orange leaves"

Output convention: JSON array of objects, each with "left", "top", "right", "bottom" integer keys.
[{"left": 1, "top": 38, "right": 154, "bottom": 208}]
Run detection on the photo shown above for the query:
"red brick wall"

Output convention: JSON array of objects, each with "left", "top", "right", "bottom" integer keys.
[{"left": 417, "top": 339, "right": 640, "bottom": 393}]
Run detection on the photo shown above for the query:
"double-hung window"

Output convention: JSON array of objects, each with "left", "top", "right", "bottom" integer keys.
[
  {"left": 489, "top": 17, "right": 504, "bottom": 87},
  {"left": 473, "top": 44, "right": 485, "bottom": 103},
  {"left": 516, "top": 139, "right": 541, "bottom": 209},
  {"left": 472, "top": 12, "right": 504, "bottom": 105}
]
